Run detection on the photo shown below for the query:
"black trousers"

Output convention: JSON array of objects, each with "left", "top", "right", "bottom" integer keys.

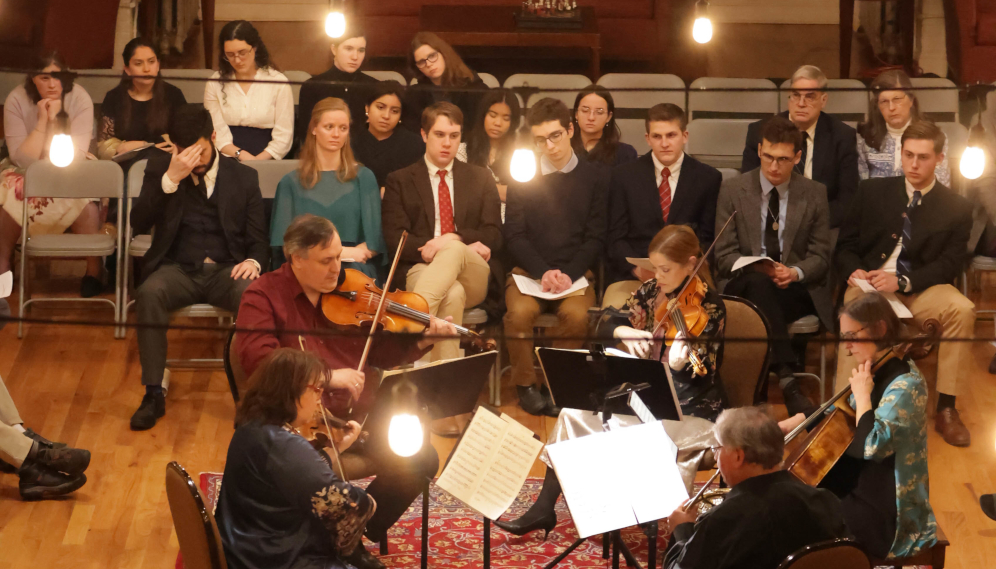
[
  {"left": 136, "top": 262, "right": 251, "bottom": 386},
  {"left": 724, "top": 271, "right": 815, "bottom": 369}
]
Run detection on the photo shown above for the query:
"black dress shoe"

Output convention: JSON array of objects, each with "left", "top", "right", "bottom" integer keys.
[
  {"left": 130, "top": 392, "right": 166, "bottom": 431},
  {"left": 80, "top": 275, "right": 104, "bottom": 298},
  {"left": 22, "top": 428, "right": 67, "bottom": 449},
  {"left": 539, "top": 388, "right": 561, "bottom": 418},
  {"left": 25, "top": 441, "right": 90, "bottom": 476},
  {"left": 781, "top": 379, "right": 816, "bottom": 418},
  {"left": 342, "top": 545, "right": 386, "bottom": 569},
  {"left": 18, "top": 463, "right": 87, "bottom": 500},
  {"left": 494, "top": 511, "right": 558, "bottom": 541},
  {"left": 517, "top": 385, "right": 549, "bottom": 416},
  {"left": 981, "top": 494, "right": 996, "bottom": 521}
]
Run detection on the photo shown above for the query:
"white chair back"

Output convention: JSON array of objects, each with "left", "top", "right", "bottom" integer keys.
[
  {"left": 161, "top": 69, "right": 216, "bottom": 104},
  {"left": 25, "top": 159, "right": 124, "bottom": 199},
  {"left": 685, "top": 118, "right": 755, "bottom": 170},
  {"left": 245, "top": 160, "right": 300, "bottom": 199},
  {"left": 718, "top": 167, "right": 741, "bottom": 181},
  {"left": 283, "top": 70, "right": 312, "bottom": 104},
  {"left": 688, "top": 77, "right": 778, "bottom": 120},
  {"left": 909, "top": 77, "right": 959, "bottom": 123},
  {"left": 363, "top": 70, "right": 406, "bottom": 85},
  {"left": 74, "top": 69, "right": 122, "bottom": 104},
  {"left": 503, "top": 73, "right": 592, "bottom": 109},
  {"left": 779, "top": 78, "right": 868, "bottom": 122},
  {"left": 478, "top": 73, "right": 501, "bottom": 89},
  {"left": 0, "top": 71, "right": 24, "bottom": 104},
  {"left": 598, "top": 74, "right": 686, "bottom": 155}
]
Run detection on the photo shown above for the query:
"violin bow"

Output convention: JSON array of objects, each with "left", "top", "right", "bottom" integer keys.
[
  {"left": 356, "top": 230, "right": 409, "bottom": 372},
  {"left": 650, "top": 211, "right": 737, "bottom": 338}
]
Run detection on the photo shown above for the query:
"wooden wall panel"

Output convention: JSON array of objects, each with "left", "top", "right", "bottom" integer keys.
[{"left": 0, "top": 0, "right": 120, "bottom": 69}]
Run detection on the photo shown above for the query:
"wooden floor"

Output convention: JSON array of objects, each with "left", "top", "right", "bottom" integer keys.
[{"left": 2, "top": 275, "right": 996, "bottom": 568}]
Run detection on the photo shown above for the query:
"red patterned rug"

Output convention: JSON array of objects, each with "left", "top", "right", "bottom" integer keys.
[{"left": 179, "top": 474, "right": 672, "bottom": 569}]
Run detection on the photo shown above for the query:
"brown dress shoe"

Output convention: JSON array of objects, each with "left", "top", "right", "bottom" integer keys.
[
  {"left": 430, "top": 416, "right": 461, "bottom": 438},
  {"left": 935, "top": 407, "right": 971, "bottom": 447}
]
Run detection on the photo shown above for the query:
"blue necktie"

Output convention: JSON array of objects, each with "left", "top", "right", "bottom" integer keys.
[{"left": 896, "top": 190, "right": 922, "bottom": 277}]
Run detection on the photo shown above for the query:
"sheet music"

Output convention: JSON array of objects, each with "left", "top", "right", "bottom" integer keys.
[
  {"left": 731, "top": 256, "right": 773, "bottom": 272},
  {"left": 436, "top": 408, "right": 543, "bottom": 520},
  {"left": 512, "top": 274, "right": 588, "bottom": 300},
  {"left": 853, "top": 279, "right": 913, "bottom": 318},
  {"left": 546, "top": 421, "right": 688, "bottom": 538}
]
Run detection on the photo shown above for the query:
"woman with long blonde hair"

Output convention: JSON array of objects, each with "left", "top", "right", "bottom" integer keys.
[{"left": 269, "top": 97, "right": 384, "bottom": 276}]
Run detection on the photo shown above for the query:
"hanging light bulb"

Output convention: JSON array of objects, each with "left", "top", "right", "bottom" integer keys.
[
  {"left": 692, "top": 1, "right": 713, "bottom": 44},
  {"left": 325, "top": 0, "right": 346, "bottom": 38},
  {"left": 510, "top": 148, "right": 537, "bottom": 182},
  {"left": 49, "top": 89, "right": 74, "bottom": 168},
  {"left": 961, "top": 145, "right": 985, "bottom": 180},
  {"left": 388, "top": 413, "right": 424, "bottom": 457}
]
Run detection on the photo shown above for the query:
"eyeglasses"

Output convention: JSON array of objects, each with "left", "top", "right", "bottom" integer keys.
[
  {"left": 533, "top": 129, "right": 566, "bottom": 148},
  {"left": 223, "top": 47, "right": 255, "bottom": 62},
  {"left": 578, "top": 106, "right": 607, "bottom": 117},
  {"left": 415, "top": 51, "right": 440, "bottom": 69},
  {"left": 840, "top": 326, "right": 868, "bottom": 341},
  {"left": 788, "top": 91, "right": 823, "bottom": 105},
  {"left": 759, "top": 152, "right": 796, "bottom": 167},
  {"left": 878, "top": 95, "right": 908, "bottom": 109},
  {"left": 709, "top": 445, "right": 724, "bottom": 453}
]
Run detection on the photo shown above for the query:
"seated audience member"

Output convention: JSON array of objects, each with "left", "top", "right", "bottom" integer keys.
[
  {"left": 716, "top": 116, "right": 832, "bottom": 418},
  {"left": 0, "top": 51, "right": 103, "bottom": 297},
  {"left": 503, "top": 98, "right": 608, "bottom": 416},
  {"left": 297, "top": 25, "right": 376, "bottom": 147},
  {"left": 382, "top": 102, "right": 502, "bottom": 362},
  {"left": 604, "top": 103, "right": 722, "bottom": 308},
  {"left": 271, "top": 97, "right": 384, "bottom": 277},
  {"left": 570, "top": 84, "right": 637, "bottom": 168},
  {"left": 97, "top": 37, "right": 186, "bottom": 166},
  {"left": 204, "top": 20, "right": 294, "bottom": 161},
  {"left": 857, "top": 69, "right": 951, "bottom": 186},
  {"left": 0, "top": 299, "right": 91, "bottom": 501},
  {"left": 780, "top": 293, "right": 937, "bottom": 559},
  {"left": 403, "top": 32, "right": 487, "bottom": 135},
  {"left": 215, "top": 348, "right": 379, "bottom": 569},
  {"left": 663, "top": 407, "right": 849, "bottom": 569},
  {"left": 834, "top": 120, "right": 974, "bottom": 447},
  {"left": 741, "top": 65, "right": 858, "bottom": 229},
  {"left": 352, "top": 81, "right": 425, "bottom": 189},
  {"left": 129, "top": 105, "right": 268, "bottom": 431},
  {"left": 235, "top": 214, "right": 457, "bottom": 549},
  {"left": 457, "top": 88, "right": 521, "bottom": 222}
]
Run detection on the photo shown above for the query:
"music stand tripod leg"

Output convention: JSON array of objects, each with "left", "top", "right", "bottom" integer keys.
[
  {"left": 484, "top": 517, "right": 491, "bottom": 569},
  {"left": 422, "top": 479, "right": 430, "bottom": 569},
  {"left": 643, "top": 521, "right": 658, "bottom": 569},
  {"left": 542, "top": 537, "right": 588, "bottom": 569},
  {"left": 613, "top": 530, "right": 644, "bottom": 569}
]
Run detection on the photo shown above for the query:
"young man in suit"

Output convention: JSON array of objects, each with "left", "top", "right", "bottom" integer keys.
[
  {"left": 504, "top": 98, "right": 608, "bottom": 416},
  {"left": 130, "top": 105, "right": 268, "bottom": 430},
  {"left": 716, "top": 116, "right": 832, "bottom": 418},
  {"left": 604, "top": 103, "right": 722, "bottom": 308},
  {"left": 382, "top": 102, "right": 502, "bottom": 363},
  {"left": 741, "top": 65, "right": 859, "bottom": 230},
  {"left": 835, "top": 120, "right": 975, "bottom": 447}
]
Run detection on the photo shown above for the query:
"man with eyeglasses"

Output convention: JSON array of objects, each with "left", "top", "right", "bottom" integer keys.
[
  {"left": 741, "top": 65, "right": 859, "bottom": 230},
  {"left": 716, "top": 116, "right": 833, "bottom": 419},
  {"left": 503, "top": 98, "right": 608, "bottom": 416},
  {"left": 834, "top": 120, "right": 974, "bottom": 448}
]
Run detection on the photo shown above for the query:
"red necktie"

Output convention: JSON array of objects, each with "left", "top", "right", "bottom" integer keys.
[
  {"left": 437, "top": 169, "right": 455, "bottom": 235},
  {"left": 659, "top": 167, "right": 672, "bottom": 222}
]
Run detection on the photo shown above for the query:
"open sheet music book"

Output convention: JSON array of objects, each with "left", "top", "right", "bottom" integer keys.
[
  {"left": 546, "top": 421, "right": 689, "bottom": 538},
  {"left": 436, "top": 408, "right": 544, "bottom": 520}
]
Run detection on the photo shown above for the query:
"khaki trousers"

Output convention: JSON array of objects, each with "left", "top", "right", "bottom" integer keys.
[
  {"left": 0, "top": 374, "right": 31, "bottom": 468},
  {"left": 406, "top": 240, "right": 490, "bottom": 361},
  {"left": 601, "top": 280, "right": 641, "bottom": 310},
  {"left": 504, "top": 268, "right": 596, "bottom": 387},
  {"left": 834, "top": 284, "right": 975, "bottom": 395}
]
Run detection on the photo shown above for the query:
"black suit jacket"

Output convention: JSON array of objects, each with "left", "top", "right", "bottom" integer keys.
[
  {"left": 741, "top": 111, "right": 859, "bottom": 228},
  {"left": 131, "top": 152, "right": 269, "bottom": 281},
  {"left": 381, "top": 158, "right": 504, "bottom": 283},
  {"left": 606, "top": 152, "right": 722, "bottom": 283},
  {"left": 834, "top": 176, "right": 972, "bottom": 293}
]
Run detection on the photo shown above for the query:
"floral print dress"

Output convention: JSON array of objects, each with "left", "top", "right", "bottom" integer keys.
[{"left": 622, "top": 277, "right": 728, "bottom": 421}]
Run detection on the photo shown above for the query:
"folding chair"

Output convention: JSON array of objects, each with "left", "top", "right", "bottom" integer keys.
[
  {"left": 160, "top": 69, "right": 216, "bottom": 105},
  {"left": 686, "top": 118, "right": 756, "bottom": 170},
  {"left": 688, "top": 77, "right": 778, "bottom": 120},
  {"left": 503, "top": 73, "right": 592, "bottom": 109},
  {"left": 598, "top": 73, "right": 686, "bottom": 155}
]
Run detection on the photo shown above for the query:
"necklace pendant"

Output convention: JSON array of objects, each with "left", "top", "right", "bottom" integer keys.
[{"left": 772, "top": 221, "right": 779, "bottom": 231}]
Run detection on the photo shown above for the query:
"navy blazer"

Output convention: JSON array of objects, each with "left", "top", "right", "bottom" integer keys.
[
  {"left": 606, "top": 152, "right": 722, "bottom": 283},
  {"left": 741, "top": 111, "right": 859, "bottom": 229}
]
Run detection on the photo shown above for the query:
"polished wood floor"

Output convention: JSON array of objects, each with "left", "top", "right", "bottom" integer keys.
[{"left": 2, "top": 273, "right": 996, "bottom": 568}]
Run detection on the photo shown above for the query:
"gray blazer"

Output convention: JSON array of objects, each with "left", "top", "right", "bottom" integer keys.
[{"left": 714, "top": 169, "right": 834, "bottom": 328}]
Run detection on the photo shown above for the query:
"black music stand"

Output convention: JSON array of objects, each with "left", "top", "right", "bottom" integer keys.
[{"left": 368, "top": 351, "right": 498, "bottom": 569}]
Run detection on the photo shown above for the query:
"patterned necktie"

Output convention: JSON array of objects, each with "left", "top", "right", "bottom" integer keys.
[
  {"left": 896, "top": 190, "right": 922, "bottom": 277},
  {"left": 659, "top": 167, "right": 672, "bottom": 222},
  {"left": 796, "top": 131, "right": 809, "bottom": 175},
  {"left": 765, "top": 190, "right": 781, "bottom": 263},
  {"left": 437, "top": 169, "right": 455, "bottom": 235}
]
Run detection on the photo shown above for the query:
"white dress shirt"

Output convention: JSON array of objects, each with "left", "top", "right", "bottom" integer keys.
[
  {"left": 540, "top": 151, "right": 579, "bottom": 175},
  {"left": 759, "top": 174, "right": 805, "bottom": 281},
  {"left": 203, "top": 67, "right": 295, "bottom": 159},
  {"left": 652, "top": 151, "right": 684, "bottom": 198},
  {"left": 803, "top": 122, "right": 817, "bottom": 179},
  {"left": 881, "top": 176, "right": 935, "bottom": 292},
  {"left": 425, "top": 155, "right": 456, "bottom": 238}
]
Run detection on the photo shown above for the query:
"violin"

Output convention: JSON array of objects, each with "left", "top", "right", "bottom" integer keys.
[{"left": 782, "top": 318, "right": 940, "bottom": 487}]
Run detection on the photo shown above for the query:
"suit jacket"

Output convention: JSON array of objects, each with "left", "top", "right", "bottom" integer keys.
[
  {"left": 834, "top": 176, "right": 972, "bottom": 293},
  {"left": 606, "top": 152, "right": 722, "bottom": 283},
  {"left": 131, "top": 152, "right": 269, "bottom": 282},
  {"left": 741, "top": 111, "right": 859, "bottom": 229},
  {"left": 715, "top": 169, "right": 833, "bottom": 327},
  {"left": 381, "top": 158, "right": 504, "bottom": 282}
]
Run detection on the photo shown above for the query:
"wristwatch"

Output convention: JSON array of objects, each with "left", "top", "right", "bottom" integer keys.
[
  {"left": 235, "top": 149, "right": 243, "bottom": 160},
  {"left": 897, "top": 275, "right": 909, "bottom": 293}
]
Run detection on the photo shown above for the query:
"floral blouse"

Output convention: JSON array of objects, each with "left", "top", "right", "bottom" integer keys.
[
  {"left": 622, "top": 277, "right": 727, "bottom": 421},
  {"left": 857, "top": 131, "right": 951, "bottom": 187}
]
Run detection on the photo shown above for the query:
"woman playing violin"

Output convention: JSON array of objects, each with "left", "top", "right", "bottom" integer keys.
[
  {"left": 215, "top": 348, "right": 380, "bottom": 569},
  {"left": 610, "top": 224, "right": 728, "bottom": 421},
  {"left": 784, "top": 292, "right": 936, "bottom": 559}
]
